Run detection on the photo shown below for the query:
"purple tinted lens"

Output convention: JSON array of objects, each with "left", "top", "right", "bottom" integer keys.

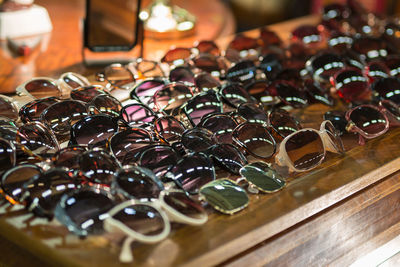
[
  {"left": 181, "top": 128, "right": 217, "bottom": 152},
  {"left": 198, "top": 114, "right": 237, "bottom": 144},
  {"left": 237, "top": 102, "right": 268, "bottom": 124},
  {"left": 91, "top": 95, "right": 122, "bottom": 117},
  {"left": 70, "top": 86, "right": 106, "bottom": 102},
  {"left": 184, "top": 90, "right": 223, "bottom": 126},
  {"left": 349, "top": 106, "right": 387, "bottom": 135},
  {"left": 113, "top": 204, "right": 165, "bottom": 236},
  {"left": 210, "top": 143, "right": 247, "bottom": 174},
  {"left": 372, "top": 77, "right": 400, "bottom": 104},
  {"left": 334, "top": 69, "right": 369, "bottom": 102},
  {"left": 110, "top": 128, "right": 153, "bottom": 162},
  {"left": 269, "top": 109, "right": 301, "bottom": 138},
  {"left": 70, "top": 115, "right": 118, "bottom": 147},
  {"left": 114, "top": 167, "right": 163, "bottom": 199},
  {"left": 154, "top": 84, "right": 193, "bottom": 115},
  {"left": 55, "top": 188, "right": 114, "bottom": 236},
  {"left": 52, "top": 146, "right": 87, "bottom": 171},
  {"left": 1, "top": 164, "right": 41, "bottom": 204},
  {"left": 19, "top": 97, "right": 59, "bottom": 123},
  {"left": 139, "top": 145, "right": 180, "bottom": 177},
  {"left": 23, "top": 168, "right": 79, "bottom": 218},
  {"left": 120, "top": 103, "right": 157, "bottom": 126},
  {"left": 226, "top": 60, "right": 257, "bottom": 84},
  {"left": 131, "top": 80, "right": 165, "bottom": 107},
  {"left": 25, "top": 79, "right": 60, "bottom": 98},
  {"left": 163, "top": 191, "right": 206, "bottom": 219},
  {"left": 194, "top": 73, "right": 221, "bottom": 91},
  {"left": 323, "top": 110, "right": 347, "bottom": 135},
  {"left": 78, "top": 150, "right": 120, "bottom": 185},
  {"left": 154, "top": 116, "right": 185, "bottom": 144},
  {"left": 259, "top": 54, "right": 282, "bottom": 80},
  {"left": 169, "top": 66, "right": 195, "bottom": 84},
  {"left": 167, "top": 153, "right": 215, "bottom": 194},
  {"left": 220, "top": 83, "right": 254, "bottom": 108},
  {"left": 285, "top": 130, "right": 324, "bottom": 171}
]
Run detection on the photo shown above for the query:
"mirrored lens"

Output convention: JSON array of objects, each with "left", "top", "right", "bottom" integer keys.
[{"left": 240, "top": 162, "right": 285, "bottom": 193}]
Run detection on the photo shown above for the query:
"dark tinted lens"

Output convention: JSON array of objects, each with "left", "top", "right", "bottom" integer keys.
[
  {"left": 210, "top": 144, "right": 247, "bottom": 174},
  {"left": 154, "top": 116, "right": 185, "bottom": 144},
  {"left": 199, "top": 179, "right": 248, "bottom": 214},
  {"left": 0, "top": 95, "right": 18, "bottom": 121},
  {"left": 195, "top": 40, "right": 220, "bottom": 56},
  {"left": 161, "top": 47, "right": 192, "bottom": 64},
  {"left": 113, "top": 167, "right": 163, "bottom": 199},
  {"left": 40, "top": 100, "right": 88, "bottom": 141},
  {"left": 0, "top": 138, "right": 15, "bottom": 173},
  {"left": 103, "top": 65, "right": 134, "bottom": 87},
  {"left": 181, "top": 128, "right": 217, "bottom": 152},
  {"left": 237, "top": 102, "right": 268, "bottom": 125},
  {"left": 55, "top": 188, "right": 114, "bottom": 236},
  {"left": 169, "top": 66, "right": 195, "bottom": 84},
  {"left": 19, "top": 97, "right": 59, "bottom": 123},
  {"left": 91, "top": 95, "right": 122, "bottom": 117},
  {"left": 385, "top": 55, "right": 400, "bottom": 77},
  {"left": 372, "top": 77, "right": 400, "bottom": 104},
  {"left": 193, "top": 54, "right": 223, "bottom": 74},
  {"left": 285, "top": 130, "right": 324, "bottom": 171},
  {"left": 323, "top": 110, "right": 347, "bottom": 135},
  {"left": 381, "top": 100, "right": 400, "bottom": 121},
  {"left": 226, "top": 60, "right": 257, "bottom": 83},
  {"left": 167, "top": 153, "right": 215, "bottom": 194},
  {"left": 307, "top": 53, "right": 344, "bottom": 82},
  {"left": 233, "top": 123, "right": 275, "bottom": 159},
  {"left": 139, "top": 145, "right": 180, "bottom": 177},
  {"left": 194, "top": 73, "right": 221, "bottom": 91},
  {"left": 352, "top": 36, "right": 388, "bottom": 61},
  {"left": 239, "top": 162, "right": 285, "bottom": 192},
  {"left": 334, "top": 69, "right": 369, "bottom": 102},
  {"left": 275, "top": 82, "right": 308, "bottom": 108},
  {"left": 269, "top": 109, "right": 301, "bottom": 138},
  {"left": 366, "top": 62, "right": 389, "bottom": 82},
  {"left": 219, "top": 83, "right": 254, "bottom": 108},
  {"left": 260, "top": 28, "right": 282, "bottom": 47},
  {"left": 70, "top": 115, "right": 118, "bottom": 147},
  {"left": 244, "top": 80, "right": 277, "bottom": 106},
  {"left": 120, "top": 103, "right": 157, "bottom": 126},
  {"left": 23, "top": 169, "right": 79, "bottom": 218},
  {"left": 349, "top": 106, "right": 387, "bottom": 135},
  {"left": 113, "top": 204, "right": 165, "bottom": 236},
  {"left": 259, "top": 54, "right": 282, "bottom": 80},
  {"left": 1, "top": 164, "right": 41, "bottom": 204},
  {"left": 163, "top": 191, "right": 206, "bottom": 219},
  {"left": 198, "top": 114, "right": 237, "bottom": 144},
  {"left": 328, "top": 32, "right": 353, "bottom": 52},
  {"left": 154, "top": 84, "right": 193, "bottom": 115},
  {"left": 70, "top": 86, "right": 107, "bottom": 102},
  {"left": 228, "top": 35, "right": 259, "bottom": 51},
  {"left": 78, "top": 150, "right": 120, "bottom": 185},
  {"left": 52, "top": 146, "right": 87, "bottom": 171},
  {"left": 184, "top": 90, "right": 223, "bottom": 126},
  {"left": 131, "top": 80, "right": 165, "bottom": 108},
  {"left": 304, "top": 80, "right": 334, "bottom": 106},
  {"left": 25, "top": 79, "right": 60, "bottom": 98},
  {"left": 291, "top": 25, "right": 321, "bottom": 45},
  {"left": 110, "top": 128, "right": 153, "bottom": 163}
]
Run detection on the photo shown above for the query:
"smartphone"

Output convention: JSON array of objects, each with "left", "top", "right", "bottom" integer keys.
[{"left": 84, "top": 0, "right": 141, "bottom": 52}]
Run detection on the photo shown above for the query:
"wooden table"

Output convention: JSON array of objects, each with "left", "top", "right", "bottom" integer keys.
[{"left": 1, "top": 4, "right": 400, "bottom": 267}]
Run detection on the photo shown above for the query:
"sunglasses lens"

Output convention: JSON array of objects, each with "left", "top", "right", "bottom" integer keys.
[
  {"left": 292, "top": 25, "right": 321, "bottom": 45},
  {"left": 199, "top": 179, "right": 248, "bottom": 214},
  {"left": 131, "top": 80, "right": 165, "bottom": 108},
  {"left": 1, "top": 164, "right": 41, "bottom": 204},
  {"left": 104, "top": 65, "right": 134, "bottom": 87},
  {"left": 114, "top": 167, "right": 163, "bottom": 199},
  {"left": 70, "top": 86, "right": 106, "bottom": 102},
  {"left": 55, "top": 188, "right": 114, "bottom": 236},
  {"left": 71, "top": 115, "right": 118, "bottom": 147},
  {"left": 372, "top": 77, "right": 400, "bottom": 104},
  {"left": 323, "top": 121, "right": 345, "bottom": 153},
  {"left": 237, "top": 102, "right": 268, "bottom": 124},
  {"left": 233, "top": 123, "right": 275, "bottom": 159},
  {"left": 184, "top": 91, "right": 223, "bottom": 126},
  {"left": 304, "top": 80, "right": 334, "bottom": 106},
  {"left": 78, "top": 150, "right": 120, "bottom": 185},
  {"left": 113, "top": 204, "right": 165, "bottom": 236},
  {"left": 0, "top": 138, "right": 15, "bottom": 173},
  {"left": 23, "top": 169, "right": 79, "bottom": 218},
  {"left": 162, "top": 47, "right": 192, "bottom": 64},
  {"left": 245, "top": 81, "right": 277, "bottom": 106},
  {"left": 154, "top": 84, "right": 193, "bottom": 115},
  {"left": 198, "top": 114, "right": 237, "bottom": 144},
  {"left": 91, "top": 95, "right": 122, "bottom": 117},
  {"left": 25, "top": 79, "right": 60, "bottom": 98},
  {"left": 167, "top": 153, "right": 215, "bottom": 194},
  {"left": 259, "top": 54, "right": 282, "bottom": 80},
  {"left": 260, "top": 28, "right": 282, "bottom": 47},
  {"left": 194, "top": 73, "right": 221, "bottom": 91},
  {"left": 139, "top": 145, "right": 180, "bottom": 178},
  {"left": 323, "top": 110, "right": 347, "bottom": 135},
  {"left": 219, "top": 83, "right": 254, "bottom": 108},
  {"left": 275, "top": 82, "right": 308, "bottom": 108},
  {"left": 352, "top": 36, "right": 388, "bottom": 62},
  {"left": 169, "top": 67, "right": 195, "bottom": 84},
  {"left": 334, "top": 69, "right": 369, "bottom": 102},
  {"left": 154, "top": 116, "right": 185, "bottom": 144},
  {"left": 328, "top": 32, "right": 353, "bottom": 52},
  {"left": 62, "top": 73, "right": 88, "bottom": 89},
  {"left": 0, "top": 95, "right": 18, "bottom": 121},
  {"left": 181, "top": 128, "right": 217, "bottom": 152},
  {"left": 19, "top": 97, "right": 59, "bottom": 123},
  {"left": 120, "top": 103, "right": 156, "bottom": 126},
  {"left": 381, "top": 100, "right": 400, "bottom": 120},
  {"left": 226, "top": 60, "right": 256, "bottom": 83},
  {"left": 110, "top": 128, "right": 153, "bottom": 163},
  {"left": 269, "top": 109, "right": 301, "bottom": 138},
  {"left": 196, "top": 40, "right": 220, "bottom": 56},
  {"left": 40, "top": 100, "right": 88, "bottom": 141},
  {"left": 285, "top": 130, "right": 324, "bottom": 171},
  {"left": 366, "top": 62, "right": 389, "bottom": 82},
  {"left": 349, "top": 106, "right": 387, "bottom": 135},
  {"left": 193, "top": 54, "right": 223, "bottom": 74},
  {"left": 163, "top": 191, "right": 206, "bottom": 219},
  {"left": 210, "top": 144, "right": 247, "bottom": 174},
  {"left": 307, "top": 53, "right": 344, "bottom": 82},
  {"left": 240, "top": 162, "right": 285, "bottom": 192},
  {"left": 135, "top": 60, "right": 164, "bottom": 78},
  {"left": 52, "top": 146, "right": 87, "bottom": 171}
]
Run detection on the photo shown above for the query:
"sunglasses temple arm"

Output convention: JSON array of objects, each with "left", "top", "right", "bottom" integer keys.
[{"left": 119, "top": 236, "right": 135, "bottom": 263}]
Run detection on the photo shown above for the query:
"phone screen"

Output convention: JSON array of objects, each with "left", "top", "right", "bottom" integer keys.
[{"left": 84, "top": 0, "right": 141, "bottom": 52}]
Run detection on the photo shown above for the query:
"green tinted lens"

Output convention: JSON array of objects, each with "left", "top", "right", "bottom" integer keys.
[
  {"left": 199, "top": 179, "right": 249, "bottom": 215},
  {"left": 240, "top": 162, "right": 285, "bottom": 193}
]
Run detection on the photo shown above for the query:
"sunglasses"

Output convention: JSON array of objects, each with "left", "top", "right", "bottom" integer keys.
[
  {"left": 275, "top": 120, "right": 344, "bottom": 172},
  {"left": 0, "top": 94, "right": 20, "bottom": 122},
  {"left": 371, "top": 77, "right": 400, "bottom": 105},
  {"left": 95, "top": 63, "right": 136, "bottom": 90},
  {"left": 19, "top": 97, "right": 60, "bottom": 123},
  {"left": 16, "top": 72, "right": 90, "bottom": 99}
]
